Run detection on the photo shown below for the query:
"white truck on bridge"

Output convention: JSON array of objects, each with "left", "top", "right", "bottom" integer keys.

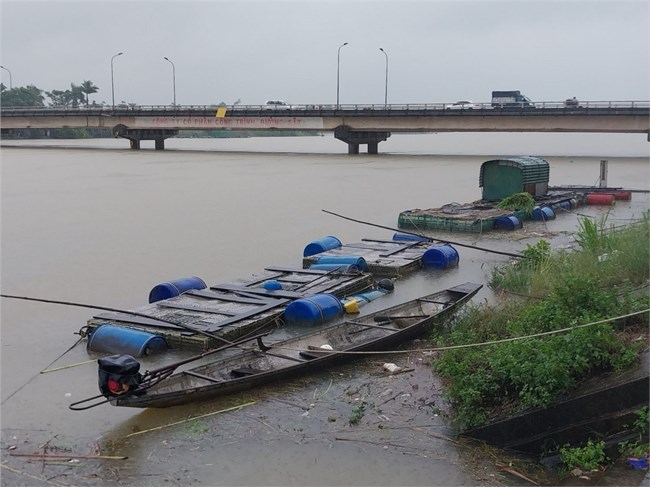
[{"left": 491, "top": 90, "right": 535, "bottom": 108}]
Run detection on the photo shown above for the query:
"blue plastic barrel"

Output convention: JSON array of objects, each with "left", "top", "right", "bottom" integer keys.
[
  {"left": 315, "top": 256, "right": 368, "bottom": 271},
  {"left": 421, "top": 244, "right": 459, "bottom": 269},
  {"left": 87, "top": 324, "right": 167, "bottom": 357},
  {"left": 392, "top": 232, "right": 430, "bottom": 243},
  {"left": 303, "top": 236, "right": 342, "bottom": 257},
  {"left": 283, "top": 294, "right": 344, "bottom": 326},
  {"left": 532, "top": 207, "right": 556, "bottom": 221},
  {"left": 262, "top": 280, "right": 283, "bottom": 291},
  {"left": 308, "top": 263, "right": 360, "bottom": 272},
  {"left": 494, "top": 216, "right": 523, "bottom": 231},
  {"left": 559, "top": 200, "right": 572, "bottom": 210},
  {"left": 148, "top": 276, "right": 207, "bottom": 303}
]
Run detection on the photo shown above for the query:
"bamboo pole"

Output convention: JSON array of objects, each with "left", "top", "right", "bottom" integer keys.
[
  {"left": 124, "top": 401, "right": 256, "bottom": 438},
  {"left": 9, "top": 452, "right": 127, "bottom": 460},
  {"left": 0, "top": 293, "right": 235, "bottom": 346}
]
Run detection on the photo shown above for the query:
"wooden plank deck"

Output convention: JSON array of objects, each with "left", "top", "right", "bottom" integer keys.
[
  {"left": 86, "top": 266, "right": 375, "bottom": 351},
  {"left": 302, "top": 238, "right": 432, "bottom": 277}
]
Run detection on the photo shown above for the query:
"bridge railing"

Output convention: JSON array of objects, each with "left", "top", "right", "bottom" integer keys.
[{"left": 1, "top": 100, "right": 649, "bottom": 115}]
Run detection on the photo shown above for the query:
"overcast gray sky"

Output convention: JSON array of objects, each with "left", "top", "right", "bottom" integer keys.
[{"left": 1, "top": 0, "right": 648, "bottom": 107}]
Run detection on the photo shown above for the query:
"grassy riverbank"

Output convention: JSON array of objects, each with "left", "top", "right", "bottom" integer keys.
[{"left": 433, "top": 211, "right": 649, "bottom": 430}]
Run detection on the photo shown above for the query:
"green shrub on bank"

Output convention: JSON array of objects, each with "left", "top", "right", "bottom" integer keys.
[
  {"left": 560, "top": 439, "right": 608, "bottom": 471},
  {"left": 433, "top": 212, "right": 650, "bottom": 429}
]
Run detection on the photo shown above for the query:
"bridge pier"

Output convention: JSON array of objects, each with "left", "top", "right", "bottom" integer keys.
[
  {"left": 335, "top": 126, "right": 390, "bottom": 155},
  {"left": 113, "top": 125, "right": 178, "bottom": 150}
]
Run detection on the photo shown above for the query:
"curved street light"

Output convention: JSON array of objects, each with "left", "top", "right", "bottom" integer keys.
[
  {"left": 379, "top": 48, "right": 388, "bottom": 106},
  {"left": 163, "top": 56, "right": 176, "bottom": 106},
  {"left": 336, "top": 42, "right": 348, "bottom": 108},
  {"left": 111, "top": 52, "right": 123, "bottom": 110},
  {"left": 0, "top": 65, "right": 13, "bottom": 89}
]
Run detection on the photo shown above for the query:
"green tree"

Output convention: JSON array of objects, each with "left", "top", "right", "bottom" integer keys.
[
  {"left": 80, "top": 80, "right": 99, "bottom": 105},
  {"left": 0, "top": 84, "right": 45, "bottom": 107},
  {"left": 46, "top": 83, "right": 86, "bottom": 107},
  {"left": 46, "top": 89, "right": 73, "bottom": 107},
  {"left": 69, "top": 83, "right": 86, "bottom": 106}
]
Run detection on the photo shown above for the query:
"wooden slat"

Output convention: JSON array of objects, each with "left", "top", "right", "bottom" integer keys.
[
  {"left": 210, "top": 284, "right": 303, "bottom": 299},
  {"left": 379, "top": 241, "right": 422, "bottom": 257},
  {"left": 417, "top": 298, "right": 450, "bottom": 305},
  {"left": 259, "top": 350, "right": 307, "bottom": 363},
  {"left": 237, "top": 272, "right": 285, "bottom": 286},
  {"left": 156, "top": 302, "right": 239, "bottom": 316},
  {"left": 347, "top": 320, "right": 401, "bottom": 331},
  {"left": 264, "top": 266, "right": 329, "bottom": 275},
  {"left": 197, "top": 300, "right": 288, "bottom": 331},
  {"left": 187, "top": 289, "right": 275, "bottom": 304},
  {"left": 183, "top": 370, "right": 223, "bottom": 383},
  {"left": 92, "top": 312, "right": 196, "bottom": 330}
]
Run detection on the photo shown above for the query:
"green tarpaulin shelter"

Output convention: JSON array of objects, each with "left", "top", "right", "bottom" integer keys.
[{"left": 479, "top": 156, "right": 550, "bottom": 201}]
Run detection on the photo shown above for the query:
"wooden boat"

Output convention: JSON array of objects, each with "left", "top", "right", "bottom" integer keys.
[{"left": 77, "top": 282, "right": 481, "bottom": 409}]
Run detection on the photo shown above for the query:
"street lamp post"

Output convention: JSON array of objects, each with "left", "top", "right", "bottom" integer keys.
[
  {"left": 0, "top": 65, "right": 12, "bottom": 89},
  {"left": 336, "top": 42, "right": 348, "bottom": 108},
  {"left": 379, "top": 48, "right": 388, "bottom": 106},
  {"left": 111, "top": 52, "right": 123, "bottom": 110},
  {"left": 163, "top": 56, "right": 176, "bottom": 106}
]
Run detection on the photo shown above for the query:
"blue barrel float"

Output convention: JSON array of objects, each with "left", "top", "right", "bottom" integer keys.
[
  {"left": 494, "top": 215, "right": 523, "bottom": 231},
  {"left": 392, "top": 232, "right": 431, "bottom": 243},
  {"left": 314, "top": 256, "right": 368, "bottom": 271},
  {"left": 148, "top": 276, "right": 207, "bottom": 303},
  {"left": 87, "top": 324, "right": 167, "bottom": 357},
  {"left": 262, "top": 280, "right": 283, "bottom": 291},
  {"left": 283, "top": 294, "right": 344, "bottom": 326},
  {"left": 531, "top": 206, "right": 556, "bottom": 221},
  {"left": 303, "top": 236, "right": 342, "bottom": 257},
  {"left": 421, "top": 244, "right": 459, "bottom": 269}
]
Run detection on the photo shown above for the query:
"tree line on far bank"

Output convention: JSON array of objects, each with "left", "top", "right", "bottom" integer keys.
[{"left": 1, "top": 80, "right": 100, "bottom": 107}]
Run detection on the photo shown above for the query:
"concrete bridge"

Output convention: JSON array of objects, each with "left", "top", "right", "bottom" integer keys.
[{"left": 1, "top": 100, "right": 648, "bottom": 154}]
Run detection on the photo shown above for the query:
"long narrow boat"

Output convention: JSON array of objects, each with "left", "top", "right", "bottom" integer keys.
[{"left": 90, "top": 282, "right": 481, "bottom": 409}]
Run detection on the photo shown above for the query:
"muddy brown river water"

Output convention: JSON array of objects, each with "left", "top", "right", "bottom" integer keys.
[{"left": 1, "top": 133, "right": 649, "bottom": 485}]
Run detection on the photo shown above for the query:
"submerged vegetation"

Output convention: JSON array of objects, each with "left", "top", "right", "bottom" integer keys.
[{"left": 433, "top": 211, "right": 650, "bottom": 429}]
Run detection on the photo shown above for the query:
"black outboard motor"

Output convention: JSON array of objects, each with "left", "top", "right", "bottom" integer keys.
[{"left": 98, "top": 354, "right": 143, "bottom": 397}]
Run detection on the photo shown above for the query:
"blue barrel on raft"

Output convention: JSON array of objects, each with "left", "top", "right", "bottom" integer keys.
[
  {"left": 314, "top": 256, "right": 368, "bottom": 272},
  {"left": 87, "top": 324, "right": 167, "bottom": 357},
  {"left": 421, "top": 244, "right": 459, "bottom": 269},
  {"left": 148, "top": 276, "right": 207, "bottom": 303},
  {"left": 531, "top": 206, "right": 556, "bottom": 221},
  {"left": 494, "top": 215, "right": 523, "bottom": 231},
  {"left": 262, "top": 280, "right": 283, "bottom": 291},
  {"left": 392, "top": 232, "right": 430, "bottom": 243},
  {"left": 303, "top": 236, "right": 342, "bottom": 257},
  {"left": 309, "top": 263, "right": 360, "bottom": 272},
  {"left": 283, "top": 294, "right": 344, "bottom": 326}
]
